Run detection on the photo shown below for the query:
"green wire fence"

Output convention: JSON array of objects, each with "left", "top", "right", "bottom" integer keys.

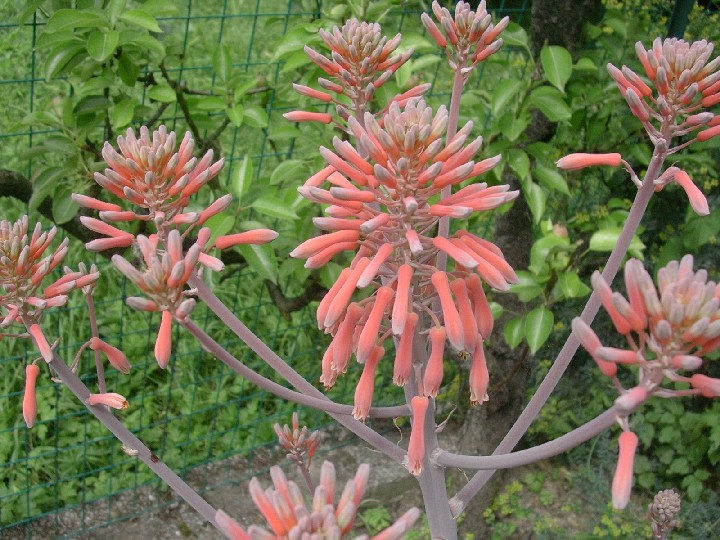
[{"left": 0, "top": 0, "right": 718, "bottom": 538}]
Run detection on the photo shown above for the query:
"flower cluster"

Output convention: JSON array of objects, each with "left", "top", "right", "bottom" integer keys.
[
  {"left": 422, "top": 1, "right": 508, "bottom": 70},
  {"left": 81, "top": 127, "right": 278, "bottom": 368},
  {"left": 285, "top": 18, "right": 428, "bottom": 125},
  {"left": 274, "top": 412, "right": 320, "bottom": 467},
  {"left": 649, "top": 488, "right": 681, "bottom": 538},
  {"left": 291, "top": 98, "right": 517, "bottom": 422},
  {"left": 0, "top": 216, "right": 102, "bottom": 428},
  {"left": 215, "top": 462, "right": 419, "bottom": 539},
  {"left": 572, "top": 256, "right": 720, "bottom": 507}
]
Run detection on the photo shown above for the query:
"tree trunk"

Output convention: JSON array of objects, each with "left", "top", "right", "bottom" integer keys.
[{"left": 456, "top": 0, "right": 603, "bottom": 533}]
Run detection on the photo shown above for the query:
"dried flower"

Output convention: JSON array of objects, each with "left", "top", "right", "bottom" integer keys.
[
  {"left": 87, "top": 392, "right": 128, "bottom": 410},
  {"left": 422, "top": 1, "right": 508, "bottom": 70},
  {"left": 242, "top": 462, "right": 419, "bottom": 539},
  {"left": 294, "top": 99, "right": 517, "bottom": 408},
  {"left": 649, "top": 489, "right": 681, "bottom": 538}
]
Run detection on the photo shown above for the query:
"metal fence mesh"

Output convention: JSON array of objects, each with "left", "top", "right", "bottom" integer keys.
[{"left": 0, "top": 0, "right": 718, "bottom": 538}]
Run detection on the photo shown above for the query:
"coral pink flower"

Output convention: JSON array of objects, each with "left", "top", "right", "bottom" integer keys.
[
  {"left": 215, "top": 229, "right": 279, "bottom": 250},
  {"left": 274, "top": 412, "right": 319, "bottom": 466},
  {"left": 214, "top": 509, "right": 250, "bottom": 540},
  {"left": 556, "top": 153, "right": 622, "bottom": 170},
  {"left": 614, "top": 386, "right": 648, "bottom": 413},
  {"left": 393, "top": 312, "right": 418, "bottom": 386},
  {"left": 690, "top": 374, "right": 720, "bottom": 397},
  {"left": 87, "top": 392, "right": 128, "bottom": 409},
  {"left": 89, "top": 337, "right": 131, "bottom": 374},
  {"left": 154, "top": 311, "right": 173, "bottom": 369},
  {"left": 469, "top": 340, "right": 490, "bottom": 405},
  {"left": 406, "top": 396, "right": 428, "bottom": 475},
  {"left": 353, "top": 346, "right": 384, "bottom": 421},
  {"left": 283, "top": 111, "right": 333, "bottom": 124},
  {"left": 28, "top": 324, "right": 54, "bottom": 363},
  {"left": 23, "top": 364, "right": 40, "bottom": 428},
  {"left": 612, "top": 431, "right": 639, "bottom": 509},
  {"left": 423, "top": 326, "right": 446, "bottom": 398},
  {"left": 654, "top": 167, "right": 709, "bottom": 216}
]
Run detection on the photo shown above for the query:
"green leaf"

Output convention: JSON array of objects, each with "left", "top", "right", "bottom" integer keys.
[
  {"left": 213, "top": 44, "right": 232, "bottom": 82},
  {"left": 502, "top": 22, "right": 528, "bottom": 49},
  {"left": 528, "top": 86, "right": 571, "bottom": 123},
  {"left": 195, "top": 96, "right": 227, "bottom": 111},
  {"left": 119, "top": 9, "right": 162, "bottom": 32},
  {"left": 509, "top": 271, "right": 543, "bottom": 302},
  {"left": 524, "top": 180, "right": 546, "bottom": 224},
  {"left": 508, "top": 149, "right": 529, "bottom": 181},
  {"left": 399, "top": 33, "right": 434, "bottom": 53},
  {"left": 589, "top": 228, "right": 645, "bottom": 259},
  {"left": 204, "top": 212, "right": 235, "bottom": 245},
  {"left": 52, "top": 186, "right": 79, "bottom": 224},
  {"left": 270, "top": 160, "right": 306, "bottom": 185},
  {"left": 87, "top": 30, "right": 120, "bottom": 62},
  {"left": 111, "top": 99, "right": 135, "bottom": 129},
  {"left": 243, "top": 106, "right": 268, "bottom": 128},
  {"left": 574, "top": 57, "right": 597, "bottom": 72},
  {"left": 45, "top": 42, "right": 86, "bottom": 80},
  {"left": 491, "top": 78, "right": 523, "bottom": 117},
  {"left": 19, "top": 0, "right": 46, "bottom": 24},
  {"left": 524, "top": 307, "right": 554, "bottom": 354},
  {"left": 107, "top": 0, "right": 127, "bottom": 24},
  {"left": 498, "top": 112, "right": 529, "bottom": 142},
  {"left": 272, "top": 27, "right": 316, "bottom": 61},
  {"left": 556, "top": 272, "right": 591, "bottom": 299},
  {"left": 394, "top": 61, "right": 412, "bottom": 88},
  {"left": 237, "top": 243, "right": 278, "bottom": 284},
  {"left": 534, "top": 166, "right": 569, "bottom": 195},
  {"left": 125, "top": 34, "right": 166, "bottom": 58},
  {"left": 30, "top": 167, "right": 72, "bottom": 211},
  {"left": 231, "top": 156, "right": 252, "bottom": 201},
  {"left": 540, "top": 46, "right": 572, "bottom": 92},
  {"left": 45, "top": 9, "right": 109, "bottom": 33},
  {"left": 268, "top": 125, "right": 301, "bottom": 141},
  {"left": 148, "top": 85, "right": 176, "bottom": 102},
  {"left": 250, "top": 196, "right": 299, "bottom": 220},
  {"left": 117, "top": 52, "right": 140, "bottom": 86},
  {"left": 226, "top": 104, "right": 244, "bottom": 127},
  {"left": 504, "top": 317, "right": 525, "bottom": 348}
]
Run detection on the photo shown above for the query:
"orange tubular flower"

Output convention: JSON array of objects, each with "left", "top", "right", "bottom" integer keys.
[
  {"left": 23, "top": 364, "right": 40, "bottom": 428},
  {"left": 406, "top": 396, "right": 429, "bottom": 476},
  {"left": 612, "top": 431, "right": 639, "bottom": 510}
]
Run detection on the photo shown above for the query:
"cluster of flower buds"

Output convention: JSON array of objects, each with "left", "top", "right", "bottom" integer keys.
[
  {"left": 0, "top": 217, "right": 98, "bottom": 325},
  {"left": 274, "top": 412, "right": 320, "bottom": 466},
  {"left": 573, "top": 256, "right": 720, "bottom": 508},
  {"left": 648, "top": 488, "right": 681, "bottom": 538},
  {"left": 214, "top": 462, "right": 419, "bottom": 540},
  {"left": 291, "top": 98, "right": 517, "bottom": 421},
  {"left": 556, "top": 152, "right": 710, "bottom": 217},
  {"left": 608, "top": 39, "right": 720, "bottom": 144},
  {"left": 285, "top": 18, "right": 429, "bottom": 125},
  {"left": 422, "top": 1, "right": 508, "bottom": 71},
  {"left": 1, "top": 216, "right": 100, "bottom": 429},
  {"left": 83, "top": 127, "right": 278, "bottom": 368}
]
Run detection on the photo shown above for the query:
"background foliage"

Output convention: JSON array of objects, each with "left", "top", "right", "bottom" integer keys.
[{"left": 0, "top": 0, "right": 719, "bottom": 538}]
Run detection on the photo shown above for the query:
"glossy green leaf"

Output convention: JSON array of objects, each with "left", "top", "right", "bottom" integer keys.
[
  {"left": 148, "top": 85, "right": 176, "bottom": 102},
  {"left": 589, "top": 228, "right": 645, "bottom": 259},
  {"left": 508, "top": 149, "right": 529, "bottom": 181},
  {"left": 213, "top": 44, "right": 232, "bottom": 82},
  {"left": 504, "top": 317, "right": 525, "bottom": 348},
  {"left": 30, "top": 167, "right": 72, "bottom": 211},
  {"left": 498, "top": 112, "right": 529, "bottom": 142},
  {"left": 509, "top": 271, "right": 543, "bottom": 302},
  {"left": 250, "top": 196, "right": 299, "bottom": 220},
  {"left": 502, "top": 22, "right": 528, "bottom": 48},
  {"left": 237, "top": 243, "right": 278, "bottom": 284},
  {"left": 540, "top": 45, "right": 572, "bottom": 92},
  {"left": 45, "top": 9, "right": 109, "bottom": 33},
  {"left": 270, "top": 160, "right": 306, "bottom": 185},
  {"left": 195, "top": 96, "right": 227, "bottom": 111},
  {"left": 19, "top": 0, "right": 46, "bottom": 24},
  {"left": 111, "top": 99, "right": 135, "bottom": 129},
  {"left": 87, "top": 30, "right": 119, "bottom": 62},
  {"left": 556, "top": 272, "right": 591, "bottom": 299},
  {"left": 226, "top": 104, "right": 244, "bottom": 127},
  {"left": 117, "top": 52, "right": 140, "bottom": 86},
  {"left": 534, "top": 166, "right": 569, "bottom": 195},
  {"left": 243, "top": 106, "right": 268, "bottom": 128},
  {"left": 524, "top": 180, "right": 547, "bottom": 224},
  {"left": 491, "top": 78, "right": 523, "bottom": 117},
  {"left": 52, "top": 186, "right": 80, "bottom": 224},
  {"left": 524, "top": 307, "right": 554, "bottom": 354},
  {"left": 528, "top": 86, "right": 571, "bottom": 123},
  {"left": 574, "top": 57, "right": 597, "bottom": 72},
  {"left": 231, "top": 156, "right": 252, "bottom": 201},
  {"left": 125, "top": 34, "right": 165, "bottom": 58},
  {"left": 120, "top": 9, "right": 162, "bottom": 32},
  {"left": 45, "top": 42, "right": 86, "bottom": 80}
]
